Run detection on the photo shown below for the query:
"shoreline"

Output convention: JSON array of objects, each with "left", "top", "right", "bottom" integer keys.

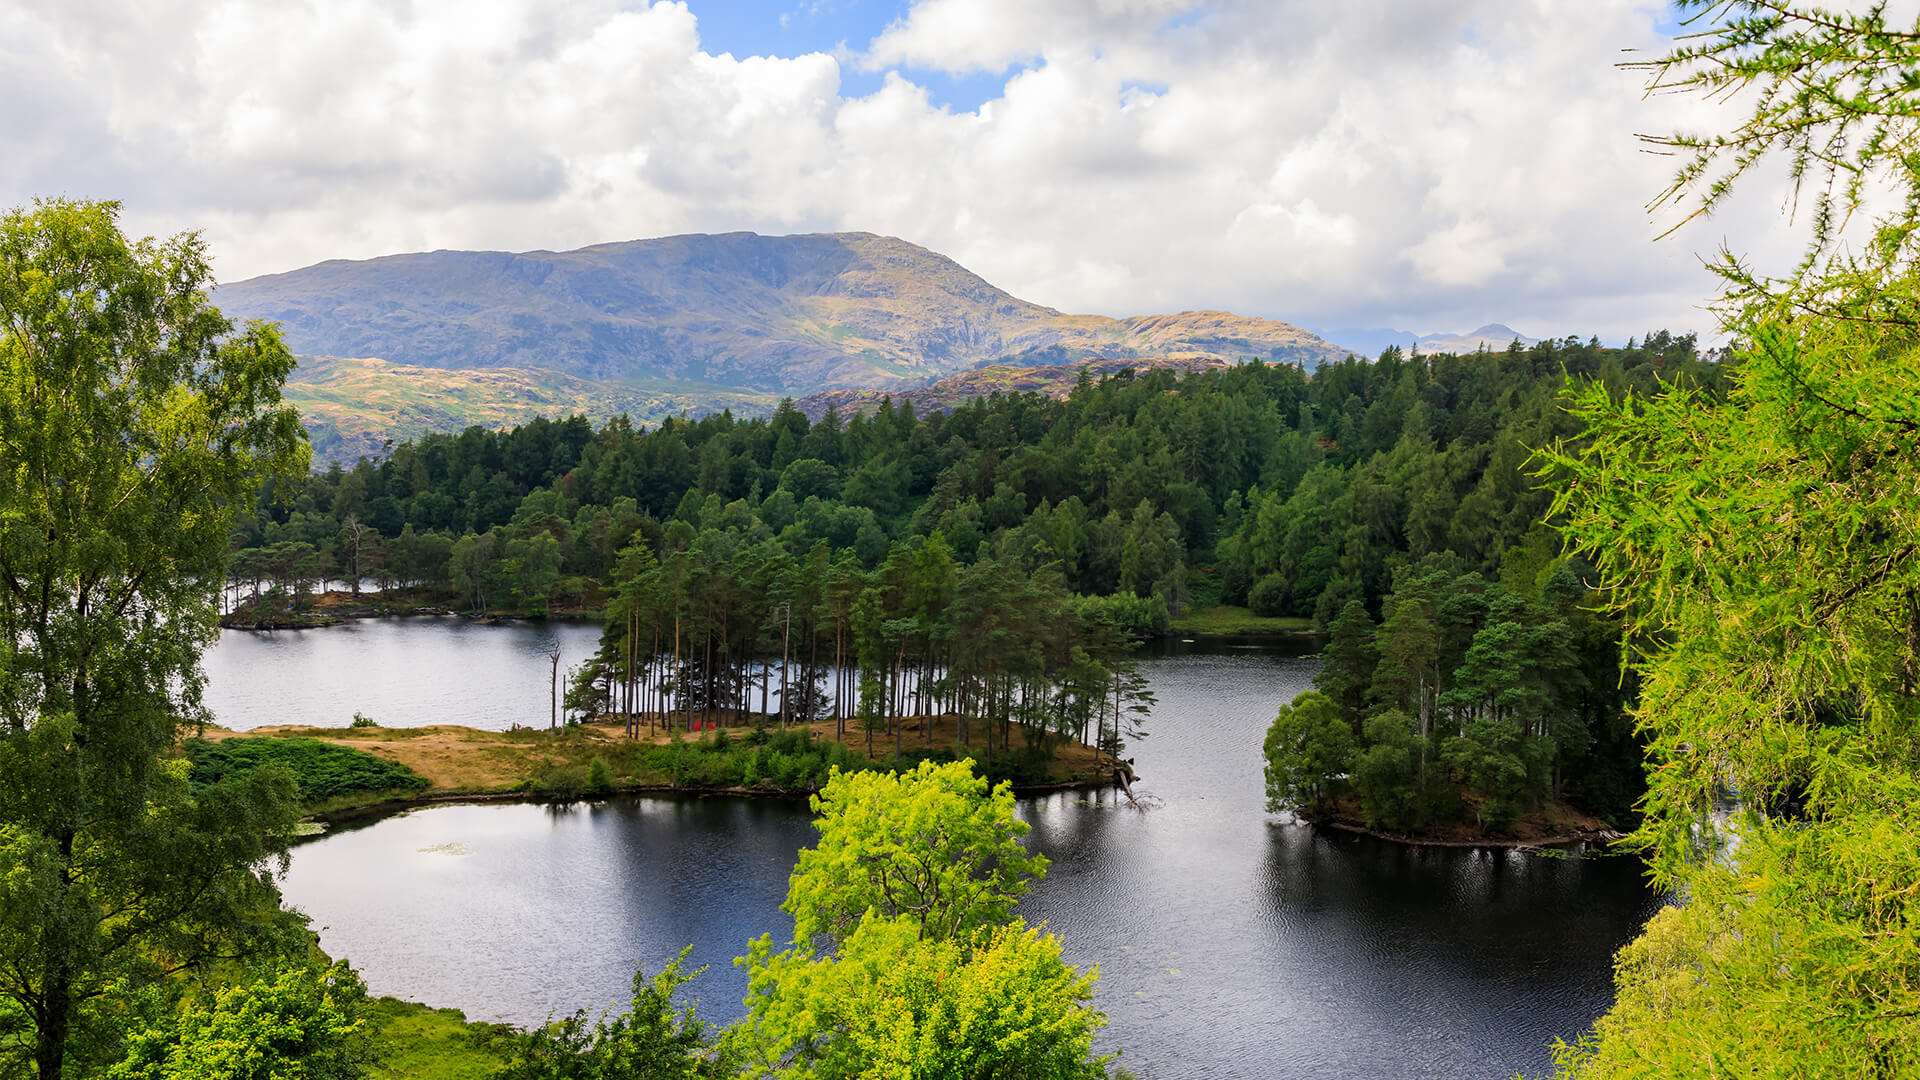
[
  {"left": 223, "top": 591, "right": 1322, "bottom": 642},
  {"left": 302, "top": 771, "right": 1124, "bottom": 830},
  {"left": 1311, "top": 817, "right": 1627, "bottom": 851},
  {"left": 207, "top": 715, "right": 1129, "bottom": 832}
]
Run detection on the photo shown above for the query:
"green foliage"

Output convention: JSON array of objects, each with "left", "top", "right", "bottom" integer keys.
[
  {"left": 635, "top": 730, "right": 868, "bottom": 791},
  {"left": 737, "top": 917, "right": 1110, "bottom": 1080},
  {"left": 584, "top": 755, "right": 613, "bottom": 795},
  {"left": 1544, "top": 313, "right": 1920, "bottom": 1076},
  {"left": 1630, "top": 1, "right": 1920, "bottom": 326},
  {"left": 1544, "top": 11, "right": 1920, "bottom": 1072},
  {"left": 784, "top": 760, "right": 1048, "bottom": 947},
  {"left": 106, "top": 962, "right": 370, "bottom": 1080},
  {"left": 1351, "top": 711, "right": 1427, "bottom": 832},
  {"left": 1270, "top": 555, "right": 1625, "bottom": 835},
  {"left": 1072, "top": 591, "right": 1170, "bottom": 639},
  {"left": 184, "top": 738, "right": 428, "bottom": 804},
  {"left": 349, "top": 712, "right": 377, "bottom": 729},
  {"left": 735, "top": 760, "right": 1110, "bottom": 1079},
  {"left": 1261, "top": 691, "right": 1353, "bottom": 814},
  {"left": 233, "top": 329, "right": 1714, "bottom": 634},
  {"left": 0, "top": 198, "right": 311, "bottom": 1080},
  {"left": 530, "top": 762, "right": 588, "bottom": 800},
  {"left": 497, "top": 948, "right": 737, "bottom": 1080},
  {"left": 360, "top": 998, "right": 513, "bottom": 1080}
]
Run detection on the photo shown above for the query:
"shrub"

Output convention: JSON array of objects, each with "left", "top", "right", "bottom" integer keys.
[
  {"left": 585, "top": 755, "right": 613, "bottom": 795},
  {"left": 185, "top": 737, "right": 427, "bottom": 802},
  {"left": 1248, "top": 573, "right": 1290, "bottom": 616},
  {"left": 536, "top": 763, "right": 586, "bottom": 800}
]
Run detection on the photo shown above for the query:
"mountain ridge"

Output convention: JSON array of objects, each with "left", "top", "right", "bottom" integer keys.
[
  {"left": 218, "top": 231, "right": 1352, "bottom": 395},
  {"left": 215, "top": 231, "right": 1360, "bottom": 461}
]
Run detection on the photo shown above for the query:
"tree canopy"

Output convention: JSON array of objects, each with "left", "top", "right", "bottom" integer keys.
[
  {"left": 0, "top": 199, "right": 311, "bottom": 1078},
  {"left": 735, "top": 760, "right": 1111, "bottom": 1079},
  {"left": 782, "top": 760, "right": 1047, "bottom": 947},
  {"left": 1547, "top": 5, "right": 1920, "bottom": 1075}
]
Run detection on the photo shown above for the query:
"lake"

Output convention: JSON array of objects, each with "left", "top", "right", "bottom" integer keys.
[
  {"left": 205, "top": 616, "right": 603, "bottom": 730},
  {"left": 208, "top": 622, "right": 1658, "bottom": 1080}
]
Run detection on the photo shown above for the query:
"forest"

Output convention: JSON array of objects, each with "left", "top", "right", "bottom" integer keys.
[
  {"left": 12, "top": 2, "right": 1920, "bottom": 1077},
  {"left": 224, "top": 332, "right": 1722, "bottom": 812},
  {"left": 1266, "top": 547, "right": 1638, "bottom": 834}
]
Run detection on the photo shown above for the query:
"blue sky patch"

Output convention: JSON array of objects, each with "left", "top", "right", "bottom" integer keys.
[{"left": 682, "top": 0, "right": 1017, "bottom": 112}]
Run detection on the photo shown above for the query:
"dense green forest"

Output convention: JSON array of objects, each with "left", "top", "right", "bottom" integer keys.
[
  {"left": 232, "top": 331, "right": 1718, "bottom": 627},
  {"left": 227, "top": 331, "right": 1722, "bottom": 814},
  {"left": 1266, "top": 547, "right": 1639, "bottom": 833}
]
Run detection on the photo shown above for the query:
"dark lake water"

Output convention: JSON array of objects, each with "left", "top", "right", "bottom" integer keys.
[{"left": 228, "top": 622, "right": 1658, "bottom": 1080}]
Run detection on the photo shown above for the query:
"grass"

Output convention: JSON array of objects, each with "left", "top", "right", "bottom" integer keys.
[
  {"left": 365, "top": 997, "right": 513, "bottom": 1080},
  {"left": 1169, "top": 605, "right": 1316, "bottom": 636}
]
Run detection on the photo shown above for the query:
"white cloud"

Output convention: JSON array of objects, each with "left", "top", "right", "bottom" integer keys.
[
  {"left": 863, "top": 0, "right": 1202, "bottom": 75},
  {"left": 0, "top": 0, "right": 1813, "bottom": 341}
]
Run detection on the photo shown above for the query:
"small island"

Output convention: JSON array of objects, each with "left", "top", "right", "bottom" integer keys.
[
  {"left": 195, "top": 710, "right": 1127, "bottom": 825},
  {"left": 1263, "top": 552, "right": 1636, "bottom": 848}
]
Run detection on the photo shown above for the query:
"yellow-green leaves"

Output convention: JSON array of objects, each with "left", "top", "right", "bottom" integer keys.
[
  {"left": 0, "top": 198, "right": 311, "bottom": 1079},
  {"left": 740, "top": 918, "right": 1109, "bottom": 1080},
  {"left": 738, "top": 760, "right": 1111, "bottom": 1079},
  {"left": 785, "top": 760, "right": 1047, "bottom": 947},
  {"left": 105, "top": 962, "right": 369, "bottom": 1080},
  {"left": 1544, "top": 308, "right": 1920, "bottom": 1077}
]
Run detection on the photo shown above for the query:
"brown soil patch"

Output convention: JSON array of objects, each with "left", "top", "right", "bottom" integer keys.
[{"left": 201, "top": 723, "right": 567, "bottom": 791}]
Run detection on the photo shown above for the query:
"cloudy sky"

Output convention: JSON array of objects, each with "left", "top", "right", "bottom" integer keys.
[{"left": 4, "top": 0, "right": 1800, "bottom": 344}]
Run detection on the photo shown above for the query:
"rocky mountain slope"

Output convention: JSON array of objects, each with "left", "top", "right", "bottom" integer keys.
[
  {"left": 1414, "top": 323, "right": 1541, "bottom": 353},
  {"left": 216, "top": 231, "right": 1354, "bottom": 460},
  {"left": 284, "top": 356, "right": 776, "bottom": 464}
]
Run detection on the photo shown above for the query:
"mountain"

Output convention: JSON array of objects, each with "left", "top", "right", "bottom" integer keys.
[
  {"left": 218, "top": 232, "right": 1352, "bottom": 399},
  {"left": 1317, "top": 327, "right": 1416, "bottom": 358},
  {"left": 1416, "top": 323, "right": 1540, "bottom": 353},
  {"left": 1317, "top": 323, "right": 1543, "bottom": 358}
]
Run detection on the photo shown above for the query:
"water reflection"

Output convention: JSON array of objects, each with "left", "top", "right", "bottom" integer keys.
[
  {"left": 204, "top": 617, "right": 602, "bottom": 730},
  {"left": 271, "top": 626, "right": 1656, "bottom": 1080}
]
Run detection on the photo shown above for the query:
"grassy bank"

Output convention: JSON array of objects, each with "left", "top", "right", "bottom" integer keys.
[
  {"left": 1168, "top": 605, "right": 1316, "bottom": 636},
  {"left": 366, "top": 997, "right": 513, "bottom": 1079}
]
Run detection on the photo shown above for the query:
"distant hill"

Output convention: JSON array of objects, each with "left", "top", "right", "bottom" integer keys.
[
  {"left": 219, "top": 232, "right": 1351, "bottom": 396},
  {"left": 1416, "top": 323, "right": 1541, "bottom": 353},
  {"left": 1318, "top": 323, "right": 1542, "bottom": 358},
  {"left": 796, "top": 355, "right": 1233, "bottom": 421}
]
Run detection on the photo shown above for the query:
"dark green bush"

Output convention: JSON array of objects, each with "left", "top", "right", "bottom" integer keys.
[
  {"left": 185, "top": 737, "right": 428, "bottom": 802},
  {"left": 1248, "top": 573, "right": 1289, "bottom": 616},
  {"left": 586, "top": 755, "right": 613, "bottom": 795}
]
